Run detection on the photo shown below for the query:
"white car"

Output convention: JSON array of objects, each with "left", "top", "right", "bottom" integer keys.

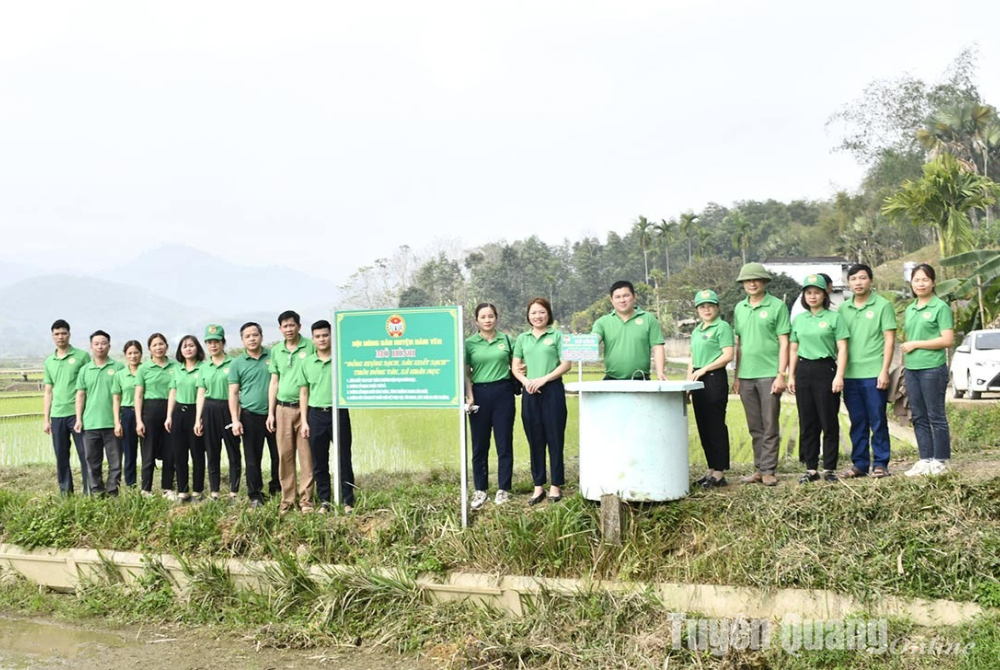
[{"left": 951, "top": 329, "right": 1000, "bottom": 399}]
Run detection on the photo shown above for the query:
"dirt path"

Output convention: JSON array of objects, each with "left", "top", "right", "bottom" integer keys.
[{"left": 0, "top": 616, "right": 440, "bottom": 670}]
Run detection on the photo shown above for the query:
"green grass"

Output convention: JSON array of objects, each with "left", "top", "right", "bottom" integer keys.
[{"left": 0, "top": 393, "right": 44, "bottom": 415}]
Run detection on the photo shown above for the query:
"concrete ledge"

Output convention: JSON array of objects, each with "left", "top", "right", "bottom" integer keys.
[{"left": 0, "top": 544, "right": 983, "bottom": 626}]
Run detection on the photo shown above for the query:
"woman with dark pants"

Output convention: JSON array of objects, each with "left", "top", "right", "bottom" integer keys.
[
  {"left": 112, "top": 340, "right": 142, "bottom": 488},
  {"left": 135, "top": 333, "right": 177, "bottom": 496},
  {"left": 687, "top": 290, "right": 734, "bottom": 489},
  {"left": 788, "top": 274, "right": 849, "bottom": 484},
  {"left": 902, "top": 264, "right": 954, "bottom": 477},
  {"left": 512, "top": 298, "right": 571, "bottom": 505},
  {"left": 464, "top": 303, "right": 516, "bottom": 510},
  {"left": 165, "top": 335, "right": 207, "bottom": 502},
  {"left": 195, "top": 325, "right": 242, "bottom": 502}
]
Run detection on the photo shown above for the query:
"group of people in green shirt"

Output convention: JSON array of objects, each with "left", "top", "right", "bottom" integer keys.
[
  {"left": 687, "top": 261, "right": 954, "bottom": 489},
  {"left": 42, "top": 312, "right": 354, "bottom": 514}
]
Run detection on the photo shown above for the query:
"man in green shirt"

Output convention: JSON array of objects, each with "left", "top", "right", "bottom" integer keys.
[
  {"left": 228, "top": 322, "right": 280, "bottom": 507},
  {"left": 732, "top": 263, "right": 791, "bottom": 486},
  {"left": 839, "top": 263, "right": 897, "bottom": 478},
  {"left": 267, "top": 310, "right": 317, "bottom": 514},
  {"left": 42, "top": 319, "right": 91, "bottom": 495},
  {"left": 297, "top": 320, "right": 355, "bottom": 513},
  {"left": 74, "top": 330, "right": 125, "bottom": 496},
  {"left": 591, "top": 280, "right": 666, "bottom": 380}
]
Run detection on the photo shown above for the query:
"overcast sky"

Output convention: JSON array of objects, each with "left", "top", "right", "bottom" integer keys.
[{"left": 2, "top": 1, "right": 998, "bottom": 286}]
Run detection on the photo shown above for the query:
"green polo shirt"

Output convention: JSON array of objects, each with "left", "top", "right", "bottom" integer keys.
[
  {"left": 198, "top": 355, "right": 234, "bottom": 401},
  {"left": 734, "top": 293, "right": 792, "bottom": 380},
  {"left": 464, "top": 333, "right": 513, "bottom": 383},
  {"left": 904, "top": 295, "right": 954, "bottom": 370},
  {"left": 43, "top": 347, "right": 91, "bottom": 418},
  {"left": 135, "top": 360, "right": 179, "bottom": 401},
  {"left": 228, "top": 348, "right": 272, "bottom": 415},
  {"left": 691, "top": 319, "right": 735, "bottom": 369},
  {"left": 513, "top": 327, "right": 563, "bottom": 378},
  {"left": 791, "top": 309, "right": 849, "bottom": 361},
  {"left": 112, "top": 367, "right": 139, "bottom": 407},
  {"left": 840, "top": 293, "right": 897, "bottom": 379},
  {"left": 268, "top": 337, "right": 317, "bottom": 403},
  {"left": 76, "top": 359, "right": 124, "bottom": 430},
  {"left": 296, "top": 353, "right": 333, "bottom": 408},
  {"left": 591, "top": 307, "right": 665, "bottom": 380},
  {"left": 171, "top": 362, "right": 207, "bottom": 404}
]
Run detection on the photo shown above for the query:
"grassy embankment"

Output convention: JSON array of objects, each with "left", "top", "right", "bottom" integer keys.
[{"left": 1, "top": 401, "right": 999, "bottom": 668}]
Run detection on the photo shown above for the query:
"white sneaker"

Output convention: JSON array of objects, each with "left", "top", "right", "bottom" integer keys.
[
  {"left": 927, "top": 460, "right": 948, "bottom": 475},
  {"left": 494, "top": 490, "right": 510, "bottom": 505},
  {"left": 904, "top": 459, "right": 932, "bottom": 477},
  {"left": 470, "top": 490, "right": 488, "bottom": 510},
  {"left": 163, "top": 490, "right": 177, "bottom": 501},
  {"left": 140, "top": 490, "right": 153, "bottom": 498}
]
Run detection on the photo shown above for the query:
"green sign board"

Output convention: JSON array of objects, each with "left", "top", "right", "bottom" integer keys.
[
  {"left": 336, "top": 307, "right": 462, "bottom": 408},
  {"left": 561, "top": 334, "right": 601, "bottom": 362}
]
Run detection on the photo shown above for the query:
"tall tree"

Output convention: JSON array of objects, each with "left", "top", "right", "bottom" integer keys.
[
  {"left": 654, "top": 218, "right": 676, "bottom": 279},
  {"left": 678, "top": 211, "right": 699, "bottom": 265},
  {"left": 883, "top": 153, "right": 1000, "bottom": 259},
  {"left": 632, "top": 215, "right": 654, "bottom": 284},
  {"left": 726, "top": 209, "right": 753, "bottom": 264}
]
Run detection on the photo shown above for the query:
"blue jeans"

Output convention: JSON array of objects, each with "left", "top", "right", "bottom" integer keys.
[
  {"left": 906, "top": 365, "right": 951, "bottom": 460},
  {"left": 843, "top": 378, "right": 891, "bottom": 470}
]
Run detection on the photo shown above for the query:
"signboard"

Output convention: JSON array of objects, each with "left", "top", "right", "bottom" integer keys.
[
  {"left": 561, "top": 334, "right": 601, "bottom": 362},
  {"left": 336, "top": 307, "right": 462, "bottom": 408}
]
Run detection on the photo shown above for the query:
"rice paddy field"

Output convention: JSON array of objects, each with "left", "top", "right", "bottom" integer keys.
[{"left": 0, "top": 383, "right": 879, "bottom": 474}]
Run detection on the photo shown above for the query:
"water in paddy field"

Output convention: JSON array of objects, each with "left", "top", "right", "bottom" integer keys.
[{"left": 0, "top": 615, "right": 431, "bottom": 669}]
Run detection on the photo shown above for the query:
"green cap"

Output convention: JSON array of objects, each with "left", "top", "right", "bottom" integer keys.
[
  {"left": 802, "top": 274, "right": 827, "bottom": 290},
  {"left": 204, "top": 324, "right": 225, "bottom": 341},
  {"left": 736, "top": 262, "right": 772, "bottom": 282},
  {"left": 694, "top": 289, "right": 719, "bottom": 306}
]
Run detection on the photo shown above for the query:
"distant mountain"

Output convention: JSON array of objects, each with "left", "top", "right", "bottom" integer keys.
[
  {"left": 0, "top": 275, "right": 209, "bottom": 358},
  {"left": 104, "top": 244, "right": 342, "bottom": 315},
  {"left": 0, "top": 259, "right": 49, "bottom": 289}
]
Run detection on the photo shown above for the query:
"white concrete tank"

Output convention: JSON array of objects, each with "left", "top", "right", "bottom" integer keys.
[{"left": 566, "top": 380, "right": 703, "bottom": 501}]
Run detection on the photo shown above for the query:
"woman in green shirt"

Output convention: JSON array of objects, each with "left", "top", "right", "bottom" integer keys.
[
  {"left": 112, "top": 340, "right": 142, "bottom": 489},
  {"left": 464, "top": 303, "right": 516, "bottom": 510},
  {"left": 512, "top": 298, "right": 571, "bottom": 505},
  {"left": 135, "top": 333, "right": 176, "bottom": 496},
  {"left": 686, "top": 290, "right": 734, "bottom": 489},
  {"left": 165, "top": 335, "right": 207, "bottom": 502},
  {"left": 788, "top": 275, "right": 848, "bottom": 484},
  {"left": 902, "top": 264, "right": 954, "bottom": 477}
]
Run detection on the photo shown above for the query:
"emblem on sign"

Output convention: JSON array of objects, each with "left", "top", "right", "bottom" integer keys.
[{"left": 386, "top": 314, "right": 406, "bottom": 337}]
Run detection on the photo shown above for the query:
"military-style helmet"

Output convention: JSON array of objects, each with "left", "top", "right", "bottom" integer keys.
[{"left": 736, "top": 262, "right": 772, "bottom": 282}]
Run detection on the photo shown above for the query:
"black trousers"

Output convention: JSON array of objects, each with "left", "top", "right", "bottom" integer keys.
[
  {"left": 795, "top": 358, "right": 841, "bottom": 471},
  {"left": 468, "top": 379, "right": 515, "bottom": 491},
  {"left": 691, "top": 368, "right": 731, "bottom": 471},
  {"left": 120, "top": 406, "right": 138, "bottom": 487},
  {"left": 241, "top": 409, "right": 280, "bottom": 501},
  {"left": 171, "top": 403, "right": 205, "bottom": 494},
  {"left": 51, "top": 415, "right": 89, "bottom": 495},
  {"left": 83, "top": 428, "right": 121, "bottom": 496},
  {"left": 307, "top": 407, "right": 355, "bottom": 505},
  {"left": 141, "top": 399, "right": 168, "bottom": 492},
  {"left": 203, "top": 399, "right": 242, "bottom": 493},
  {"left": 520, "top": 379, "right": 566, "bottom": 487}
]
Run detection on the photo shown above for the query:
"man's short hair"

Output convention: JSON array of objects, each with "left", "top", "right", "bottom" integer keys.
[
  {"left": 51, "top": 319, "right": 70, "bottom": 332},
  {"left": 277, "top": 310, "right": 301, "bottom": 326},
  {"left": 847, "top": 263, "right": 874, "bottom": 281},
  {"left": 609, "top": 280, "right": 635, "bottom": 296},
  {"left": 90, "top": 330, "right": 111, "bottom": 343},
  {"left": 240, "top": 321, "right": 262, "bottom": 336},
  {"left": 312, "top": 319, "right": 332, "bottom": 332}
]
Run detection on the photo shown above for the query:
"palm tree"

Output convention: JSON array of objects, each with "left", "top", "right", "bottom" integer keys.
[
  {"left": 632, "top": 216, "right": 654, "bottom": 283},
  {"left": 695, "top": 229, "right": 713, "bottom": 259},
  {"left": 883, "top": 153, "right": 1000, "bottom": 260},
  {"left": 726, "top": 209, "right": 753, "bottom": 264},
  {"left": 654, "top": 218, "right": 677, "bottom": 279},
  {"left": 678, "top": 212, "right": 699, "bottom": 265}
]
